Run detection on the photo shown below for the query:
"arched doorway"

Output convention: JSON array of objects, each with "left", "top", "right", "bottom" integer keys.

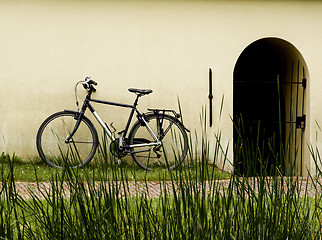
[{"left": 233, "top": 37, "right": 309, "bottom": 176}]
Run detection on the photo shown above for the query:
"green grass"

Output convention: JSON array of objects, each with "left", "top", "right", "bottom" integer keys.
[
  {"left": 0, "top": 155, "right": 321, "bottom": 239},
  {"left": 1, "top": 103, "right": 322, "bottom": 239},
  {"left": 0, "top": 149, "right": 322, "bottom": 239},
  {"left": 0, "top": 153, "right": 230, "bottom": 182}
]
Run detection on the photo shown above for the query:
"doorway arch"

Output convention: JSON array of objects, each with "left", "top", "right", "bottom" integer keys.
[{"left": 233, "top": 37, "right": 309, "bottom": 176}]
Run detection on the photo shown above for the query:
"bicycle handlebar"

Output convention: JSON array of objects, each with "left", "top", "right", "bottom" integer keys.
[{"left": 83, "top": 76, "right": 97, "bottom": 91}]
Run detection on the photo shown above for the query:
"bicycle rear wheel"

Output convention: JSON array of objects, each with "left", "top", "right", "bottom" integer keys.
[
  {"left": 128, "top": 114, "right": 188, "bottom": 170},
  {"left": 36, "top": 111, "right": 98, "bottom": 168}
]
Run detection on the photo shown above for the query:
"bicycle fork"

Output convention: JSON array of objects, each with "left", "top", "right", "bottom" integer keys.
[{"left": 64, "top": 111, "right": 85, "bottom": 143}]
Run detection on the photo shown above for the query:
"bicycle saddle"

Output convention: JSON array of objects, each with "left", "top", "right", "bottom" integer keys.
[{"left": 128, "top": 88, "right": 153, "bottom": 95}]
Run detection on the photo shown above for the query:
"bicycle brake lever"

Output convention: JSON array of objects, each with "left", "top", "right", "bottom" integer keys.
[{"left": 82, "top": 82, "right": 90, "bottom": 89}]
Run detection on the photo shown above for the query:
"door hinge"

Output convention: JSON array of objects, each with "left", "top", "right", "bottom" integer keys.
[{"left": 296, "top": 115, "right": 306, "bottom": 129}]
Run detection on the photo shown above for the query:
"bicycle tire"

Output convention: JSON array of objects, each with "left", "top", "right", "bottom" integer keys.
[
  {"left": 36, "top": 110, "right": 98, "bottom": 168},
  {"left": 128, "top": 113, "right": 188, "bottom": 170}
]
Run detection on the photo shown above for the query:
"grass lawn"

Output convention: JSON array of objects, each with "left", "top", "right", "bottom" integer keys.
[
  {"left": 0, "top": 153, "right": 230, "bottom": 182},
  {"left": 1, "top": 153, "right": 322, "bottom": 239}
]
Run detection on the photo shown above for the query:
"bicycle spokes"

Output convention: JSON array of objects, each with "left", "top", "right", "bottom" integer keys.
[
  {"left": 37, "top": 111, "right": 98, "bottom": 168},
  {"left": 129, "top": 114, "right": 188, "bottom": 170}
]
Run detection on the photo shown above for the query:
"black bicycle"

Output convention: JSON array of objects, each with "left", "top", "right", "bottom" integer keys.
[{"left": 36, "top": 77, "right": 189, "bottom": 170}]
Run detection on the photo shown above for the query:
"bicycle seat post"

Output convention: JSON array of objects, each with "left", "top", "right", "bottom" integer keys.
[
  {"left": 118, "top": 131, "right": 124, "bottom": 149},
  {"left": 133, "top": 94, "right": 141, "bottom": 107}
]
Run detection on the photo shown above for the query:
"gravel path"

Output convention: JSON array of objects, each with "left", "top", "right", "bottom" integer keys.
[{"left": 3, "top": 177, "right": 321, "bottom": 200}]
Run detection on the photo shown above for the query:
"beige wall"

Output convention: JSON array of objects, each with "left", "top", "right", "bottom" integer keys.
[{"left": 1, "top": 0, "right": 322, "bottom": 174}]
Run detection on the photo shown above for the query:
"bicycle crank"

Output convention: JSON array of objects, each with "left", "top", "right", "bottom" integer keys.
[
  {"left": 153, "top": 146, "right": 162, "bottom": 158},
  {"left": 110, "top": 139, "right": 127, "bottom": 158}
]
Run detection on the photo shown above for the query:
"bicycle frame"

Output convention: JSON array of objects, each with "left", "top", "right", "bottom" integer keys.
[{"left": 66, "top": 87, "right": 161, "bottom": 150}]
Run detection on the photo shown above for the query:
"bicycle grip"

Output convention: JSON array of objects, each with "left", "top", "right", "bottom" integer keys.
[{"left": 89, "top": 80, "right": 97, "bottom": 86}]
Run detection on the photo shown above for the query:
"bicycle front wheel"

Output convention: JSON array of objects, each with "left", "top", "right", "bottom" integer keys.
[
  {"left": 36, "top": 111, "right": 98, "bottom": 168},
  {"left": 128, "top": 114, "right": 188, "bottom": 170}
]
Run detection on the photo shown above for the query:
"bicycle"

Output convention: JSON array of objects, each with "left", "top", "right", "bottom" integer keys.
[{"left": 36, "top": 77, "right": 189, "bottom": 170}]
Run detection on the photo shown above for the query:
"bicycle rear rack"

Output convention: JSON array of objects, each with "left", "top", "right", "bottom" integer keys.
[
  {"left": 147, "top": 108, "right": 180, "bottom": 118},
  {"left": 147, "top": 108, "right": 190, "bottom": 132}
]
